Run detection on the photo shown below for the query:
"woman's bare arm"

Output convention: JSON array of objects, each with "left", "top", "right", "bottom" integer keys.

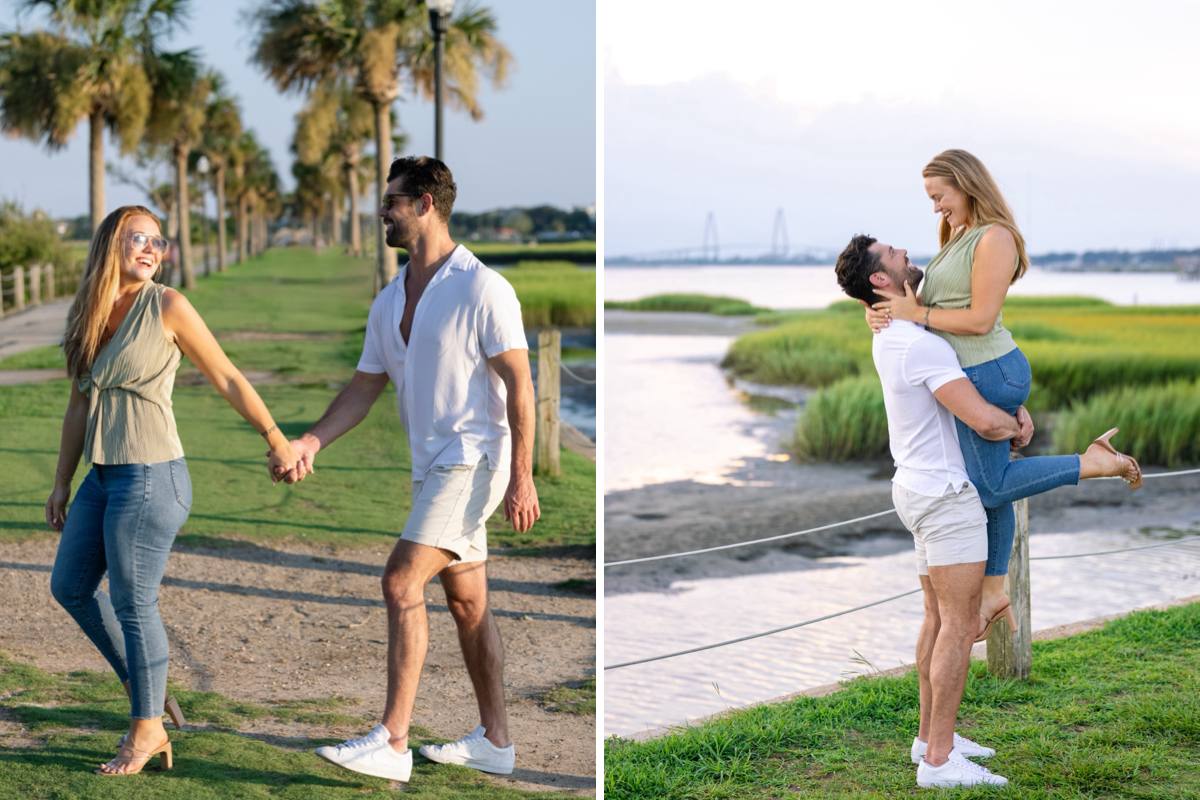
[
  {"left": 46, "top": 382, "right": 88, "bottom": 530},
  {"left": 872, "top": 226, "right": 1018, "bottom": 334},
  {"left": 162, "top": 289, "right": 296, "bottom": 479}
]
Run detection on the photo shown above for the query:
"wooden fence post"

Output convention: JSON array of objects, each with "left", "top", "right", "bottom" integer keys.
[
  {"left": 44, "top": 263, "right": 55, "bottom": 301},
  {"left": 535, "top": 328, "right": 562, "bottom": 477},
  {"left": 29, "top": 264, "right": 42, "bottom": 307},
  {"left": 988, "top": 497, "right": 1032, "bottom": 678},
  {"left": 13, "top": 266, "right": 25, "bottom": 311}
]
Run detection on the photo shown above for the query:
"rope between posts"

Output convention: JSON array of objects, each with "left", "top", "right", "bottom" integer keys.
[
  {"left": 559, "top": 363, "right": 596, "bottom": 384},
  {"left": 604, "top": 467, "right": 1200, "bottom": 567},
  {"left": 604, "top": 535, "right": 1200, "bottom": 671},
  {"left": 604, "top": 588, "right": 922, "bottom": 670}
]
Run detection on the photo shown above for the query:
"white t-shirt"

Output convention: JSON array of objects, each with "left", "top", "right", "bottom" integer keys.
[
  {"left": 872, "top": 320, "right": 972, "bottom": 497},
  {"left": 357, "top": 245, "right": 527, "bottom": 480}
]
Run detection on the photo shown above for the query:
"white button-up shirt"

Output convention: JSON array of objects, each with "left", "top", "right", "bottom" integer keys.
[
  {"left": 873, "top": 320, "right": 973, "bottom": 497},
  {"left": 357, "top": 245, "right": 527, "bottom": 480}
]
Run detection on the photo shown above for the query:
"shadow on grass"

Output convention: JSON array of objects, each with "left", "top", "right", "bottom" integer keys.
[{"left": 0, "top": 562, "right": 593, "bottom": 627}]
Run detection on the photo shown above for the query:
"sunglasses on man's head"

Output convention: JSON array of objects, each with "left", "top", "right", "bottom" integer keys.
[{"left": 128, "top": 232, "right": 169, "bottom": 254}]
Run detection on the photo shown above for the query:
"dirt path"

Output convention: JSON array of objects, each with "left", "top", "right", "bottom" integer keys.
[{"left": 0, "top": 537, "right": 595, "bottom": 794}]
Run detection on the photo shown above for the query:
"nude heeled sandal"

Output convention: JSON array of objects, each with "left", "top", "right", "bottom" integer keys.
[
  {"left": 96, "top": 738, "right": 173, "bottom": 775},
  {"left": 1091, "top": 428, "right": 1143, "bottom": 490}
]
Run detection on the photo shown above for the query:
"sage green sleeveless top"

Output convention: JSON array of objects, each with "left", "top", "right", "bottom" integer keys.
[
  {"left": 78, "top": 282, "right": 184, "bottom": 465},
  {"left": 919, "top": 224, "right": 1018, "bottom": 368}
]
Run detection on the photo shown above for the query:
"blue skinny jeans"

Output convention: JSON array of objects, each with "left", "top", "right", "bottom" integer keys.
[
  {"left": 955, "top": 348, "right": 1080, "bottom": 576},
  {"left": 50, "top": 459, "right": 190, "bottom": 719}
]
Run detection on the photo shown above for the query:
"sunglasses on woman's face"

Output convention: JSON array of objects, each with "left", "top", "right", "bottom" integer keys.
[{"left": 128, "top": 232, "right": 169, "bottom": 254}]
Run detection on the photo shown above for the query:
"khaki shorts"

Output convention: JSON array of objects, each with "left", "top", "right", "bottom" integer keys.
[
  {"left": 892, "top": 482, "right": 987, "bottom": 575},
  {"left": 402, "top": 463, "right": 509, "bottom": 564}
]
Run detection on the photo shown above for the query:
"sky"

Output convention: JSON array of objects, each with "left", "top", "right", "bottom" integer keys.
[
  {"left": 602, "top": 0, "right": 1200, "bottom": 257},
  {"left": 0, "top": 0, "right": 596, "bottom": 218}
]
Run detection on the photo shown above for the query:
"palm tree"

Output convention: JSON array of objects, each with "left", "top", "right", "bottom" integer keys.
[
  {"left": 294, "top": 78, "right": 376, "bottom": 256},
  {"left": 248, "top": 0, "right": 512, "bottom": 292},
  {"left": 0, "top": 0, "right": 189, "bottom": 232},
  {"left": 197, "top": 73, "right": 242, "bottom": 272},
  {"left": 144, "top": 49, "right": 210, "bottom": 289}
]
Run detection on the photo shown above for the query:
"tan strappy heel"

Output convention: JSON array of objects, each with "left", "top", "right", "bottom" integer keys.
[
  {"left": 96, "top": 738, "right": 173, "bottom": 775},
  {"left": 1091, "top": 428, "right": 1143, "bottom": 490}
]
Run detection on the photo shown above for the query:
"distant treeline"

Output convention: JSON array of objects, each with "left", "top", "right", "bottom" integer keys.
[
  {"left": 450, "top": 205, "right": 595, "bottom": 242},
  {"left": 1031, "top": 248, "right": 1200, "bottom": 271}
]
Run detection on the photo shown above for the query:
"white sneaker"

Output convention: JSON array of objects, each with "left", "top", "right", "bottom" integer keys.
[
  {"left": 911, "top": 733, "right": 996, "bottom": 764},
  {"left": 315, "top": 724, "right": 390, "bottom": 763},
  {"left": 917, "top": 748, "right": 1008, "bottom": 788},
  {"left": 419, "top": 725, "right": 515, "bottom": 775}
]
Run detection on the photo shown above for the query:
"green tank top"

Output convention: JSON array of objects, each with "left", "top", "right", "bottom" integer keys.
[
  {"left": 78, "top": 281, "right": 184, "bottom": 464},
  {"left": 919, "top": 224, "right": 1018, "bottom": 368}
]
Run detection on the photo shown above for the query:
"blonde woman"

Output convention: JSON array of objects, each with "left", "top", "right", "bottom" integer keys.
[
  {"left": 45, "top": 206, "right": 296, "bottom": 775},
  {"left": 870, "top": 150, "right": 1141, "bottom": 639}
]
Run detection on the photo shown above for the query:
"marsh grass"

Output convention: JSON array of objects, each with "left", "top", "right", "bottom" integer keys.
[
  {"left": 792, "top": 376, "right": 889, "bottom": 462},
  {"left": 1054, "top": 378, "right": 1200, "bottom": 466},
  {"left": 606, "top": 294, "right": 767, "bottom": 316},
  {"left": 723, "top": 298, "right": 1200, "bottom": 462},
  {"left": 499, "top": 261, "right": 597, "bottom": 327},
  {"left": 604, "top": 602, "right": 1200, "bottom": 799}
]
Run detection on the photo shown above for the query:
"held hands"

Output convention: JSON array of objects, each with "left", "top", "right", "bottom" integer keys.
[
  {"left": 266, "top": 439, "right": 299, "bottom": 484},
  {"left": 503, "top": 473, "right": 541, "bottom": 533},
  {"left": 279, "top": 434, "right": 320, "bottom": 484},
  {"left": 45, "top": 482, "right": 70, "bottom": 531},
  {"left": 1013, "top": 405, "right": 1035, "bottom": 450}
]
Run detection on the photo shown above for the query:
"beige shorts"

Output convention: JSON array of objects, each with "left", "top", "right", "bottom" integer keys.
[
  {"left": 402, "top": 463, "right": 509, "bottom": 564},
  {"left": 892, "top": 482, "right": 987, "bottom": 575}
]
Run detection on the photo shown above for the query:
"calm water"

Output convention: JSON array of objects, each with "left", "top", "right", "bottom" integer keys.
[
  {"left": 604, "top": 265, "right": 1200, "bottom": 737},
  {"left": 605, "top": 264, "right": 1200, "bottom": 309}
]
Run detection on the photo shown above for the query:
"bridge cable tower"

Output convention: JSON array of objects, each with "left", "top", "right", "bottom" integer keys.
[
  {"left": 702, "top": 212, "right": 720, "bottom": 262},
  {"left": 770, "top": 207, "right": 789, "bottom": 259}
]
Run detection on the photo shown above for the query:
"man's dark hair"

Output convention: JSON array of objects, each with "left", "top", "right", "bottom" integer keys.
[
  {"left": 835, "top": 234, "right": 882, "bottom": 304},
  {"left": 387, "top": 156, "right": 457, "bottom": 222}
]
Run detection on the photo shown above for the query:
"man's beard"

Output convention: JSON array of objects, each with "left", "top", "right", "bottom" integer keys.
[
  {"left": 906, "top": 265, "right": 925, "bottom": 291},
  {"left": 383, "top": 222, "right": 409, "bottom": 249}
]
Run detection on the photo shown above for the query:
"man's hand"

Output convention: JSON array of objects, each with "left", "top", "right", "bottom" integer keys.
[
  {"left": 1013, "top": 405, "right": 1035, "bottom": 450},
  {"left": 280, "top": 434, "right": 321, "bottom": 484},
  {"left": 503, "top": 473, "right": 541, "bottom": 533}
]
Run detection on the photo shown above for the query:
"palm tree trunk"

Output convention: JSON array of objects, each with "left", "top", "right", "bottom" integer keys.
[
  {"left": 373, "top": 100, "right": 394, "bottom": 293},
  {"left": 89, "top": 110, "right": 105, "bottom": 233},
  {"left": 175, "top": 144, "right": 195, "bottom": 290},
  {"left": 215, "top": 164, "right": 228, "bottom": 271},
  {"left": 237, "top": 193, "right": 248, "bottom": 263},
  {"left": 346, "top": 157, "right": 361, "bottom": 257},
  {"left": 329, "top": 194, "right": 340, "bottom": 248}
]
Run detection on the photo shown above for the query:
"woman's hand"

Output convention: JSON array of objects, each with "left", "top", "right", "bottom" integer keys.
[
  {"left": 45, "top": 482, "right": 70, "bottom": 531},
  {"left": 864, "top": 304, "right": 891, "bottom": 333},
  {"left": 872, "top": 281, "right": 924, "bottom": 323},
  {"left": 267, "top": 440, "right": 298, "bottom": 484}
]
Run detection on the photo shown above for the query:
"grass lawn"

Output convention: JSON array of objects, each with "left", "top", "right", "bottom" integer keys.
[
  {"left": 0, "top": 248, "right": 595, "bottom": 552},
  {"left": 604, "top": 602, "right": 1200, "bottom": 799},
  {"left": 0, "top": 652, "right": 579, "bottom": 799}
]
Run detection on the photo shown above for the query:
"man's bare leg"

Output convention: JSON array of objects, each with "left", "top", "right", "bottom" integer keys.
[
  {"left": 440, "top": 560, "right": 510, "bottom": 748},
  {"left": 925, "top": 561, "right": 985, "bottom": 766},
  {"left": 380, "top": 540, "right": 455, "bottom": 752},
  {"left": 915, "top": 575, "right": 939, "bottom": 744}
]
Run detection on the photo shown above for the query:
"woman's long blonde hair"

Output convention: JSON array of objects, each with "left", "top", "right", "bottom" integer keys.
[
  {"left": 923, "top": 149, "right": 1029, "bottom": 282},
  {"left": 63, "top": 206, "right": 161, "bottom": 379}
]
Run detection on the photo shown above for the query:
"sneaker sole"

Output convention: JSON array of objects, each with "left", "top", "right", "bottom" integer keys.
[
  {"left": 419, "top": 748, "right": 514, "bottom": 775},
  {"left": 316, "top": 751, "right": 411, "bottom": 782}
]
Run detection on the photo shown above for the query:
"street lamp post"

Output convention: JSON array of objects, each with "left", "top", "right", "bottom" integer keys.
[{"left": 427, "top": 0, "right": 455, "bottom": 161}]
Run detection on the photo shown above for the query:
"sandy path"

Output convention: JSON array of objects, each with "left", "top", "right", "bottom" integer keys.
[{"left": 0, "top": 537, "right": 595, "bottom": 794}]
